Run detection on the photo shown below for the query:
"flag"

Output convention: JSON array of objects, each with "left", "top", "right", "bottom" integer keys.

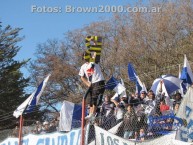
[
  {"left": 105, "top": 76, "right": 125, "bottom": 95},
  {"left": 179, "top": 64, "right": 186, "bottom": 96},
  {"left": 128, "top": 63, "right": 147, "bottom": 94},
  {"left": 176, "top": 87, "right": 193, "bottom": 142},
  {"left": 110, "top": 78, "right": 127, "bottom": 103},
  {"left": 13, "top": 74, "right": 51, "bottom": 118},
  {"left": 120, "top": 78, "right": 127, "bottom": 98},
  {"left": 59, "top": 101, "right": 82, "bottom": 132},
  {"left": 180, "top": 55, "right": 193, "bottom": 86}
]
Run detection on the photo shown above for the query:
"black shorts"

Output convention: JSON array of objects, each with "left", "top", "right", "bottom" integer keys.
[{"left": 89, "top": 80, "right": 105, "bottom": 106}]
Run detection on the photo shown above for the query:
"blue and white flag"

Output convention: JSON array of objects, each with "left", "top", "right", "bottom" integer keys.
[
  {"left": 180, "top": 55, "right": 193, "bottom": 91},
  {"left": 105, "top": 76, "right": 125, "bottom": 95},
  {"left": 13, "top": 74, "right": 51, "bottom": 118},
  {"left": 128, "top": 63, "right": 147, "bottom": 94},
  {"left": 176, "top": 87, "right": 193, "bottom": 142},
  {"left": 110, "top": 78, "right": 127, "bottom": 103},
  {"left": 59, "top": 101, "right": 82, "bottom": 132}
]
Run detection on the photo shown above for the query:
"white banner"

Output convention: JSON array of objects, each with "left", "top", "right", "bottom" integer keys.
[
  {"left": 88, "top": 121, "right": 123, "bottom": 145},
  {"left": 94, "top": 126, "right": 191, "bottom": 145},
  {"left": 176, "top": 87, "right": 193, "bottom": 142},
  {"left": 0, "top": 128, "right": 80, "bottom": 145},
  {"left": 95, "top": 125, "right": 136, "bottom": 145}
]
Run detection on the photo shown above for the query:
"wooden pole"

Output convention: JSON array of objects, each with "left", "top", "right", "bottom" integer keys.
[
  {"left": 81, "top": 88, "right": 91, "bottom": 145},
  {"left": 155, "top": 65, "right": 157, "bottom": 78},
  {"left": 81, "top": 98, "right": 86, "bottom": 145},
  {"left": 179, "top": 64, "right": 181, "bottom": 78},
  {"left": 18, "top": 115, "right": 23, "bottom": 145}
]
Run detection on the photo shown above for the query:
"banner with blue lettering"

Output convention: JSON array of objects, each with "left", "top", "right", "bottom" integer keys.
[
  {"left": 94, "top": 126, "right": 191, "bottom": 145},
  {"left": 0, "top": 128, "right": 80, "bottom": 145},
  {"left": 176, "top": 87, "right": 193, "bottom": 142}
]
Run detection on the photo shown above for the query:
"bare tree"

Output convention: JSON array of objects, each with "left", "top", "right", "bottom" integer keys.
[{"left": 29, "top": 0, "right": 193, "bottom": 109}]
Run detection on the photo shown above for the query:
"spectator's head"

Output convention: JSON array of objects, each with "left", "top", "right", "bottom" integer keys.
[
  {"left": 140, "top": 91, "right": 146, "bottom": 99},
  {"left": 160, "top": 99, "right": 166, "bottom": 105},
  {"left": 43, "top": 121, "right": 49, "bottom": 125},
  {"left": 131, "top": 93, "right": 135, "bottom": 98},
  {"left": 148, "top": 93, "right": 155, "bottom": 100},
  {"left": 174, "top": 103, "right": 180, "bottom": 111},
  {"left": 43, "top": 121, "right": 49, "bottom": 130},
  {"left": 148, "top": 90, "right": 153, "bottom": 94},
  {"left": 135, "top": 92, "right": 139, "bottom": 98},
  {"left": 117, "top": 96, "right": 127, "bottom": 108},
  {"left": 171, "top": 94, "right": 176, "bottom": 100},
  {"left": 175, "top": 93, "right": 182, "bottom": 101},
  {"left": 127, "top": 105, "right": 132, "bottom": 112},
  {"left": 36, "top": 121, "right": 40, "bottom": 125},
  {"left": 121, "top": 96, "right": 128, "bottom": 104},
  {"left": 31, "top": 130, "right": 36, "bottom": 134},
  {"left": 127, "top": 105, "right": 135, "bottom": 113},
  {"left": 140, "top": 128, "right": 145, "bottom": 135},
  {"left": 50, "top": 121, "right": 55, "bottom": 127},
  {"left": 104, "top": 95, "right": 111, "bottom": 102},
  {"left": 121, "top": 95, "right": 127, "bottom": 99}
]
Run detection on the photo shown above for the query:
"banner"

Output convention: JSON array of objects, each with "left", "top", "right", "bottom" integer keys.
[
  {"left": 59, "top": 101, "right": 82, "bottom": 132},
  {"left": 94, "top": 126, "right": 191, "bottom": 145},
  {"left": 95, "top": 125, "right": 136, "bottom": 145},
  {"left": 88, "top": 121, "right": 123, "bottom": 145},
  {"left": 176, "top": 87, "right": 193, "bottom": 142},
  {"left": 0, "top": 128, "right": 80, "bottom": 145}
]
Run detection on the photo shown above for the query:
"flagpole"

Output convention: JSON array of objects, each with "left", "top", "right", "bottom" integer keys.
[
  {"left": 13, "top": 74, "right": 51, "bottom": 145},
  {"left": 81, "top": 88, "right": 91, "bottom": 145},
  {"left": 179, "top": 64, "right": 181, "bottom": 78},
  {"left": 18, "top": 115, "right": 23, "bottom": 145}
]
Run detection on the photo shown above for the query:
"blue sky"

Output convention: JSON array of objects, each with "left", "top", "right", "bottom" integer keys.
[{"left": 0, "top": 0, "right": 139, "bottom": 78}]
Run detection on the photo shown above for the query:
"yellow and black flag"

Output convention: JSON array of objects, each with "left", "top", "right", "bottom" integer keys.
[{"left": 84, "top": 36, "right": 102, "bottom": 63}]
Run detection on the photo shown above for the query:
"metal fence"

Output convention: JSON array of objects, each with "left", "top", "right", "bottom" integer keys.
[{"left": 84, "top": 106, "right": 180, "bottom": 145}]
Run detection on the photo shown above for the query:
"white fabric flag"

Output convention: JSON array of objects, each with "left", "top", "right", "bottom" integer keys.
[
  {"left": 13, "top": 74, "right": 51, "bottom": 118},
  {"left": 13, "top": 92, "right": 35, "bottom": 118}
]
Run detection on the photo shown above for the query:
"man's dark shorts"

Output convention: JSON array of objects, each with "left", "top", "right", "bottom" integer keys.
[{"left": 89, "top": 80, "right": 105, "bottom": 106}]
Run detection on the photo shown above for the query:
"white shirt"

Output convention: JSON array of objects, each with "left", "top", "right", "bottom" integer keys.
[
  {"left": 79, "top": 62, "right": 104, "bottom": 83},
  {"left": 115, "top": 107, "right": 124, "bottom": 120}
]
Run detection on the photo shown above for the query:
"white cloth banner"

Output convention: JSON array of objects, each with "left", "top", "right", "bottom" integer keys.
[
  {"left": 59, "top": 100, "right": 82, "bottom": 132},
  {"left": 94, "top": 126, "right": 191, "bottom": 145},
  {"left": 88, "top": 121, "right": 123, "bottom": 145},
  {"left": 176, "top": 86, "right": 193, "bottom": 142},
  {"left": 0, "top": 129, "right": 80, "bottom": 145},
  {"left": 113, "top": 83, "right": 126, "bottom": 95},
  {"left": 13, "top": 92, "right": 35, "bottom": 118},
  {"left": 95, "top": 125, "right": 136, "bottom": 145}
]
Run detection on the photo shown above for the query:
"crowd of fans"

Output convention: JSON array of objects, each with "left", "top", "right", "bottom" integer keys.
[
  {"left": 31, "top": 119, "right": 59, "bottom": 134},
  {"left": 11, "top": 90, "right": 183, "bottom": 143},
  {"left": 12, "top": 118, "right": 59, "bottom": 137},
  {"left": 94, "top": 89, "right": 182, "bottom": 142}
]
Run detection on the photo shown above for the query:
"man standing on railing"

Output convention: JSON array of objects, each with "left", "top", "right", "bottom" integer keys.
[{"left": 79, "top": 51, "right": 105, "bottom": 120}]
